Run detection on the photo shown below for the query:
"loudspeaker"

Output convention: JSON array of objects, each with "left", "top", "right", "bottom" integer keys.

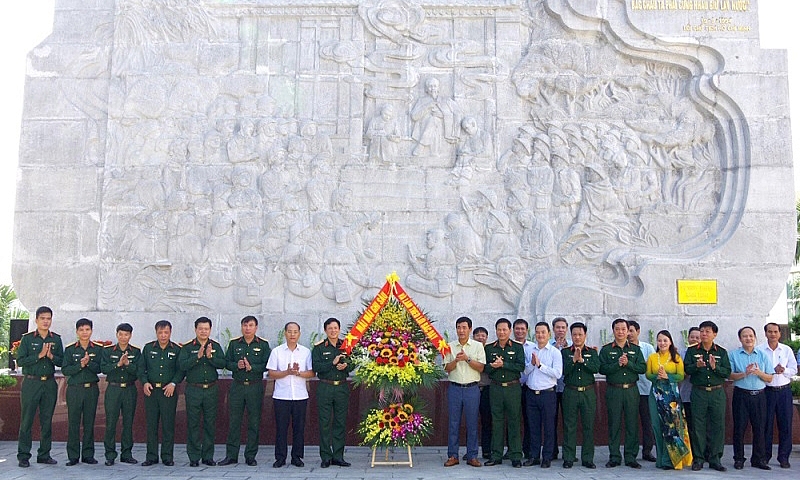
[{"left": 8, "top": 318, "right": 29, "bottom": 369}]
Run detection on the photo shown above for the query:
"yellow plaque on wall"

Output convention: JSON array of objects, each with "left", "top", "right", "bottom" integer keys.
[{"left": 676, "top": 280, "right": 717, "bottom": 304}]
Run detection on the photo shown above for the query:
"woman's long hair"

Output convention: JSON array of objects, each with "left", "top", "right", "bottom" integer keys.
[{"left": 657, "top": 330, "right": 680, "bottom": 364}]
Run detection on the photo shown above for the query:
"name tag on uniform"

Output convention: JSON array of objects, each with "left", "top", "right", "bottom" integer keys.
[
  {"left": 254, "top": 348, "right": 262, "bottom": 352},
  {"left": 168, "top": 352, "right": 175, "bottom": 358}
]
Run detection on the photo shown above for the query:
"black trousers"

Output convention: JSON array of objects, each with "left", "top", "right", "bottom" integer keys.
[
  {"left": 274, "top": 398, "right": 307, "bottom": 462},
  {"left": 732, "top": 387, "right": 767, "bottom": 465},
  {"left": 638, "top": 394, "right": 655, "bottom": 455},
  {"left": 479, "top": 385, "right": 492, "bottom": 456}
]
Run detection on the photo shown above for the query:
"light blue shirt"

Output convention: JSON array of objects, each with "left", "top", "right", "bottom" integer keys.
[
  {"left": 636, "top": 341, "right": 655, "bottom": 395},
  {"left": 730, "top": 347, "right": 773, "bottom": 391},
  {"left": 519, "top": 340, "right": 534, "bottom": 384},
  {"left": 523, "top": 342, "right": 563, "bottom": 390}
]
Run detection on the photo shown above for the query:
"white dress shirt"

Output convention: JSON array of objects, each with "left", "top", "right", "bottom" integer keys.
[
  {"left": 267, "top": 342, "right": 313, "bottom": 400},
  {"left": 523, "top": 342, "right": 562, "bottom": 390},
  {"left": 636, "top": 341, "right": 655, "bottom": 395},
  {"left": 757, "top": 341, "right": 797, "bottom": 387}
]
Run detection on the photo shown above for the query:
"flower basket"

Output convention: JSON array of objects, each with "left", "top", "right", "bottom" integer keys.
[{"left": 357, "top": 400, "right": 432, "bottom": 448}]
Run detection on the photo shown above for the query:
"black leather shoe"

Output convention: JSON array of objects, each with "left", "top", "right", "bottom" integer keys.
[
  {"left": 484, "top": 459, "right": 502, "bottom": 466},
  {"left": 563, "top": 461, "right": 573, "bottom": 468},
  {"left": 217, "top": 458, "right": 237, "bottom": 466},
  {"left": 753, "top": 463, "right": 771, "bottom": 470},
  {"left": 626, "top": 461, "right": 642, "bottom": 469},
  {"left": 321, "top": 459, "right": 331, "bottom": 468},
  {"left": 734, "top": 461, "right": 744, "bottom": 470},
  {"left": 202, "top": 459, "right": 216, "bottom": 466},
  {"left": 245, "top": 459, "right": 257, "bottom": 466},
  {"left": 162, "top": 461, "right": 174, "bottom": 466},
  {"left": 83, "top": 457, "right": 98, "bottom": 464},
  {"left": 291, "top": 458, "right": 304, "bottom": 467},
  {"left": 605, "top": 460, "right": 620, "bottom": 468},
  {"left": 19, "top": 459, "right": 30, "bottom": 468},
  {"left": 331, "top": 459, "right": 351, "bottom": 467},
  {"left": 189, "top": 461, "right": 199, "bottom": 467},
  {"left": 66, "top": 459, "right": 79, "bottom": 466},
  {"left": 121, "top": 457, "right": 138, "bottom": 464},
  {"left": 523, "top": 458, "right": 540, "bottom": 466},
  {"left": 541, "top": 459, "right": 551, "bottom": 468},
  {"left": 658, "top": 465, "right": 673, "bottom": 470},
  {"left": 710, "top": 463, "right": 727, "bottom": 471},
  {"left": 642, "top": 453, "right": 657, "bottom": 462},
  {"left": 37, "top": 457, "right": 57, "bottom": 465},
  {"left": 482, "top": 453, "right": 491, "bottom": 459},
  {"left": 512, "top": 460, "right": 522, "bottom": 468},
  {"left": 272, "top": 459, "right": 285, "bottom": 468},
  {"left": 141, "top": 460, "right": 157, "bottom": 466},
  {"left": 780, "top": 461, "right": 791, "bottom": 468},
  {"left": 105, "top": 460, "right": 115, "bottom": 466},
  {"left": 691, "top": 461, "right": 703, "bottom": 471},
  {"left": 582, "top": 461, "right": 596, "bottom": 469}
]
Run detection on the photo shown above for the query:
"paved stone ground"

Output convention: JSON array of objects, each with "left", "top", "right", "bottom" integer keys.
[{"left": 0, "top": 442, "right": 797, "bottom": 479}]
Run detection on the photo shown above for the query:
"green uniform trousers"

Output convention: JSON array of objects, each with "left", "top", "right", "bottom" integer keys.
[
  {"left": 144, "top": 388, "right": 178, "bottom": 463},
  {"left": 317, "top": 382, "right": 350, "bottom": 462},
  {"left": 66, "top": 383, "right": 99, "bottom": 461},
  {"left": 17, "top": 377, "right": 58, "bottom": 461},
  {"left": 606, "top": 384, "right": 639, "bottom": 464},
  {"left": 186, "top": 384, "right": 218, "bottom": 462},
  {"left": 562, "top": 387, "right": 596, "bottom": 464},
  {"left": 490, "top": 383, "right": 522, "bottom": 461},
  {"left": 225, "top": 381, "right": 264, "bottom": 461},
  {"left": 104, "top": 384, "right": 138, "bottom": 461},
  {"left": 689, "top": 387, "right": 726, "bottom": 465}
]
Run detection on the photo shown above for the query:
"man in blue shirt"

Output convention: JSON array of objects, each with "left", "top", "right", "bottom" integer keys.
[
  {"left": 522, "top": 322, "right": 562, "bottom": 468},
  {"left": 729, "top": 326, "right": 773, "bottom": 471}
]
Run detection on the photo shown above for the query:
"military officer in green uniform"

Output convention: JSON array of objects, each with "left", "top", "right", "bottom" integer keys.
[
  {"left": 139, "top": 320, "right": 183, "bottom": 466},
  {"left": 561, "top": 321, "right": 600, "bottom": 469},
  {"left": 684, "top": 320, "right": 731, "bottom": 472},
  {"left": 62, "top": 318, "right": 102, "bottom": 466},
  {"left": 16, "top": 306, "right": 63, "bottom": 468},
  {"left": 312, "top": 317, "right": 354, "bottom": 468},
  {"left": 179, "top": 316, "right": 226, "bottom": 467},
  {"left": 483, "top": 318, "right": 526, "bottom": 468},
  {"left": 599, "top": 318, "right": 646, "bottom": 469},
  {"left": 218, "top": 315, "right": 271, "bottom": 467},
  {"left": 101, "top": 322, "right": 141, "bottom": 466}
]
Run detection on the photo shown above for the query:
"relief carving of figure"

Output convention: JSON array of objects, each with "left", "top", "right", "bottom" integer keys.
[
  {"left": 444, "top": 212, "right": 483, "bottom": 263},
  {"left": 406, "top": 228, "right": 456, "bottom": 297},
  {"left": 279, "top": 222, "right": 322, "bottom": 298},
  {"left": 366, "top": 104, "right": 402, "bottom": 165},
  {"left": 227, "top": 119, "right": 260, "bottom": 164},
  {"left": 450, "top": 116, "right": 489, "bottom": 186},
  {"left": 525, "top": 134, "right": 554, "bottom": 222},
  {"left": 518, "top": 209, "right": 555, "bottom": 260},
  {"left": 321, "top": 228, "right": 371, "bottom": 303},
  {"left": 410, "top": 78, "right": 459, "bottom": 157}
]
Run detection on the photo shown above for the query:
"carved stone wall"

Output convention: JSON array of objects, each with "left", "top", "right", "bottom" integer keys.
[{"left": 14, "top": 0, "right": 793, "bottom": 347}]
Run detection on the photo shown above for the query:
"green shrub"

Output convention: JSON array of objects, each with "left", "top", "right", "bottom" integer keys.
[
  {"left": 791, "top": 380, "right": 800, "bottom": 398},
  {"left": 0, "top": 374, "right": 17, "bottom": 390}
]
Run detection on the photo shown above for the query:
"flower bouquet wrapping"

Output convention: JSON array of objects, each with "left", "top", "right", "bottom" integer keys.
[{"left": 357, "top": 400, "right": 433, "bottom": 448}]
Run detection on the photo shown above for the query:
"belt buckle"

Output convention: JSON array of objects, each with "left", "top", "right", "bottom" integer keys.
[
  {"left": 154, "top": 383, "right": 162, "bottom": 388},
  {"left": 40, "top": 376, "right": 48, "bottom": 381},
  {"left": 534, "top": 390, "right": 542, "bottom": 395},
  {"left": 243, "top": 381, "right": 250, "bottom": 386},
  {"left": 83, "top": 383, "right": 91, "bottom": 388},
  {"left": 332, "top": 380, "right": 341, "bottom": 386},
  {"left": 622, "top": 384, "right": 630, "bottom": 389},
  {"left": 577, "top": 386, "right": 586, "bottom": 392},
  {"left": 501, "top": 382, "right": 509, "bottom": 387},
  {"left": 704, "top": 386, "right": 713, "bottom": 392},
  {"left": 202, "top": 384, "right": 210, "bottom": 389},
  {"left": 119, "top": 383, "right": 127, "bottom": 388}
]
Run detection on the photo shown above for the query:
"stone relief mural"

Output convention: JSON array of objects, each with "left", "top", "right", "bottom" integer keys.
[{"left": 18, "top": 0, "right": 783, "bottom": 327}]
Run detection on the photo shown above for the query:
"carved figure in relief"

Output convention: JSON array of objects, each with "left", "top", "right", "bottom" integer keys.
[
  {"left": 227, "top": 119, "right": 260, "bottom": 164},
  {"left": 321, "top": 228, "right": 371, "bottom": 304},
  {"left": 227, "top": 167, "right": 262, "bottom": 211},
  {"left": 484, "top": 210, "right": 520, "bottom": 262},
  {"left": 444, "top": 212, "right": 483, "bottom": 264},
  {"left": 525, "top": 134, "right": 554, "bottom": 222},
  {"left": 450, "top": 116, "right": 489, "bottom": 185},
  {"left": 366, "top": 104, "right": 402, "bottom": 164},
  {"left": 518, "top": 209, "right": 555, "bottom": 260},
  {"left": 300, "top": 121, "right": 332, "bottom": 161},
  {"left": 551, "top": 148, "right": 582, "bottom": 238},
  {"left": 279, "top": 222, "right": 322, "bottom": 299},
  {"left": 168, "top": 213, "right": 204, "bottom": 265},
  {"left": 406, "top": 229, "right": 456, "bottom": 297},
  {"left": 410, "top": 78, "right": 459, "bottom": 157}
]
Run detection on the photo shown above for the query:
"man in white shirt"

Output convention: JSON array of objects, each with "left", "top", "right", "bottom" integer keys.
[
  {"left": 627, "top": 320, "right": 656, "bottom": 462},
  {"left": 522, "top": 321, "right": 563, "bottom": 468},
  {"left": 267, "top": 322, "right": 314, "bottom": 468},
  {"left": 757, "top": 322, "right": 797, "bottom": 469}
]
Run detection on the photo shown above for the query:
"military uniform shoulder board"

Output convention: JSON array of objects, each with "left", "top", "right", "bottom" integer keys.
[{"left": 66, "top": 341, "right": 78, "bottom": 348}]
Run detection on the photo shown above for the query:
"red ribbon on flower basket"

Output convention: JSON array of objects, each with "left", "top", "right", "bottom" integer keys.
[{"left": 341, "top": 271, "right": 450, "bottom": 357}]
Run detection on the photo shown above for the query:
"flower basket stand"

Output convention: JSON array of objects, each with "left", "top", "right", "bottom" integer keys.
[{"left": 370, "top": 445, "right": 413, "bottom": 467}]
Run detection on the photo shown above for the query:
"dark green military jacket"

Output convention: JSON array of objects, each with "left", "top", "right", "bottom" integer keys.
[
  {"left": 62, "top": 341, "right": 102, "bottom": 385},
  {"left": 312, "top": 338, "right": 354, "bottom": 382},
  {"left": 599, "top": 340, "right": 646, "bottom": 384},
  {"left": 562, "top": 345, "right": 600, "bottom": 387},
  {"left": 179, "top": 338, "right": 225, "bottom": 384},
  {"left": 225, "top": 336, "right": 270, "bottom": 383},
  {"left": 684, "top": 342, "right": 731, "bottom": 387},
  {"left": 483, "top": 339, "right": 525, "bottom": 383},
  {"left": 101, "top": 343, "right": 142, "bottom": 384},
  {"left": 139, "top": 340, "right": 184, "bottom": 386},
  {"left": 16, "top": 330, "right": 63, "bottom": 376}
]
